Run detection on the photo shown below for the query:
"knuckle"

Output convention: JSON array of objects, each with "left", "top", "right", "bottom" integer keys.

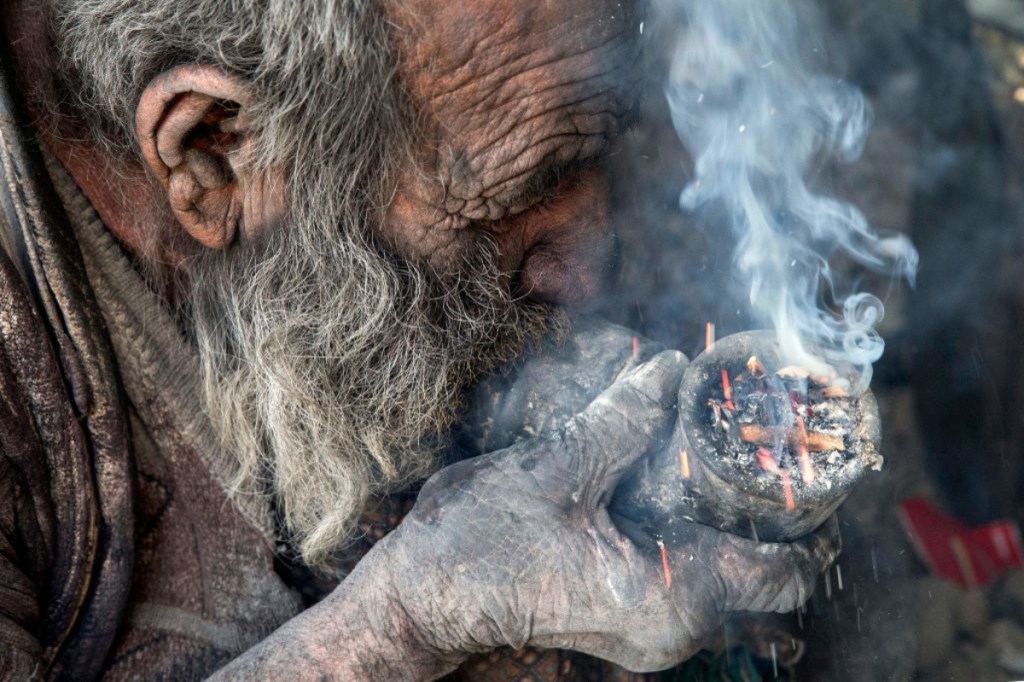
[
  {"left": 558, "top": 419, "right": 607, "bottom": 483},
  {"left": 555, "top": 421, "right": 592, "bottom": 473}
]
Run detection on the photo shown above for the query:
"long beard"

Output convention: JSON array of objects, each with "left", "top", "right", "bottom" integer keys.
[{"left": 188, "top": 223, "right": 552, "bottom": 569}]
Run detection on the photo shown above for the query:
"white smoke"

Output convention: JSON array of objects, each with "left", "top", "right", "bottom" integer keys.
[{"left": 666, "top": 0, "right": 918, "bottom": 392}]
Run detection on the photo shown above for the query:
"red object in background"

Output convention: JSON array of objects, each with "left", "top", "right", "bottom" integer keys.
[{"left": 899, "top": 497, "right": 1024, "bottom": 588}]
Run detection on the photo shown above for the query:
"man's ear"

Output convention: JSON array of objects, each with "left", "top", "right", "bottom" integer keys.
[{"left": 136, "top": 65, "right": 281, "bottom": 249}]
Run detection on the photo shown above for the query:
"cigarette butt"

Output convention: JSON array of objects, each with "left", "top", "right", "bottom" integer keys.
[
  {"left": 738, "top": 424, "right": 777, "bottom": 444},
  {"left": 776, "top": 366, "right": 810, "bottom": 380},
  {"left": 679, "top": 449, "right": 691, "bottom": 480},
  {"left": 738, "top": 425, "right": 845, "bottom": 452},
  {"left": 805, "top": 431, "right": 844, "bottom": 451}
]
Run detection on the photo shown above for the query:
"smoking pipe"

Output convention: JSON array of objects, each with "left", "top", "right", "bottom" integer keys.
[{"left": 455, "top": 316, "right": 881, "bottom": 547}]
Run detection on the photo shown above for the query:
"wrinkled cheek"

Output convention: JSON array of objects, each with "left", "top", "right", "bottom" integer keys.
[{"left": 377, "top": 176, "right": 474, "bottom": 265}]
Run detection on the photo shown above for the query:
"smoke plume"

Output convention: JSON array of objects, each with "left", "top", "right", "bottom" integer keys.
[{"left": 667, "top": 0, "right": 919, "bottom": 392}]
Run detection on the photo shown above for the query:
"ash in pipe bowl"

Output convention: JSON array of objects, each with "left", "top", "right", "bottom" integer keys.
[{"left": 615, "top": 330, "right": 882, "bottom": 544}]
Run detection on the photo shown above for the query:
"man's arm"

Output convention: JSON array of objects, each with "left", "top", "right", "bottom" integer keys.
[
  {"left": 212, "top": 353, "right": 838, "bottom": 680},
  {"left": 211, "top": 548, "right": 461, "bottom": 680}
]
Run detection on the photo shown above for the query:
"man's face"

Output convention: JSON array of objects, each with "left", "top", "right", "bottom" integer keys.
[
  {"left": 381, "top": 0, "right": 643, "bottom": 306},
  {"left": 178, "top": 0, "right": 644, "bottom": 568}
]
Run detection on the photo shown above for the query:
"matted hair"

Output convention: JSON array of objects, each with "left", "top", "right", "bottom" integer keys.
[
  {"left": 44, "top": 0, "right": 554, "bottom": 569},
  {"left": 50, "top": 0, "right": 408, "bottom": 178}
]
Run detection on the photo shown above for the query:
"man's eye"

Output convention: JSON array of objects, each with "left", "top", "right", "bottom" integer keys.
[{"left": 517, "top": 156, "right": 599, "bottom": 210}]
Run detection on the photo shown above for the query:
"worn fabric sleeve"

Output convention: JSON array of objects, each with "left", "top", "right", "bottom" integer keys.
[{"left": 0, "top": 351, "right": 51, "bottom": 679}]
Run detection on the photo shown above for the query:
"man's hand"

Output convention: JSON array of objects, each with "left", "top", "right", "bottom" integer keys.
[
  {"left": 382, "top": 350, "right": 839, "bottom": 673},
  {"left": 213, "top": 351, "right": 838, "bottom": 679}
]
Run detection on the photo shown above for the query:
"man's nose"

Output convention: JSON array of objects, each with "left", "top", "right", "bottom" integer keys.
[{"left": 493, "top": 169, "right": 617, "bottom": 308}]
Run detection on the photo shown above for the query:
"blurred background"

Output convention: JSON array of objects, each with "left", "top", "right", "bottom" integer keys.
[{"left": 598, "top": 0, "right": 1024, "bottom": 678}]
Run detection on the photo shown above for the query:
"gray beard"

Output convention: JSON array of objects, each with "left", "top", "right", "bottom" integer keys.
[{"left": 187, "top": 223, "right": 553, "bottom": 570}]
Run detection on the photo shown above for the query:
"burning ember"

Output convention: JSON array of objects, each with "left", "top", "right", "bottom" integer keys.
[
  {"left": 795, "top": 414, "right": 815, "bottom": 485},
  {"left": 721, "top": 369, "right": 736, "bottom": 411},
  {"left": 656, "top": 538, "right": 672, "bottom": 590},
  {"left": 705, "top": 354, "right": 860, "bottom": 497},
  {"left": 757, "top": 447, "right": 796, "bottom": 511},
  {"left": 679, "top": 449, "right": 691, "bottom": 480}
]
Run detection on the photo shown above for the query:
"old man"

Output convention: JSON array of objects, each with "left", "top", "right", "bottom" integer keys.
[{"left": 0, "top": 1, "right": 836, "bottom": 679}]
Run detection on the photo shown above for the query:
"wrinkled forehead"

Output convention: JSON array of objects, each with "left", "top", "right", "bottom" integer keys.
[{"left": 383, "top": 0, "right": 643, "bottom": 124}]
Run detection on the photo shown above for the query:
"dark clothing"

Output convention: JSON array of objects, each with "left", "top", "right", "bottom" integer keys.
[{"left": 0, "top": 47, "right": 304, "bottom": 679}]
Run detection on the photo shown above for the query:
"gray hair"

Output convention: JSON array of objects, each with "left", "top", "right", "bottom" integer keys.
[
  {"left": 50, "top": 0, "right": 408, "bottom": 182},
  {"left": 46, "top": 0, "right": 556, "bottom": 569}
]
